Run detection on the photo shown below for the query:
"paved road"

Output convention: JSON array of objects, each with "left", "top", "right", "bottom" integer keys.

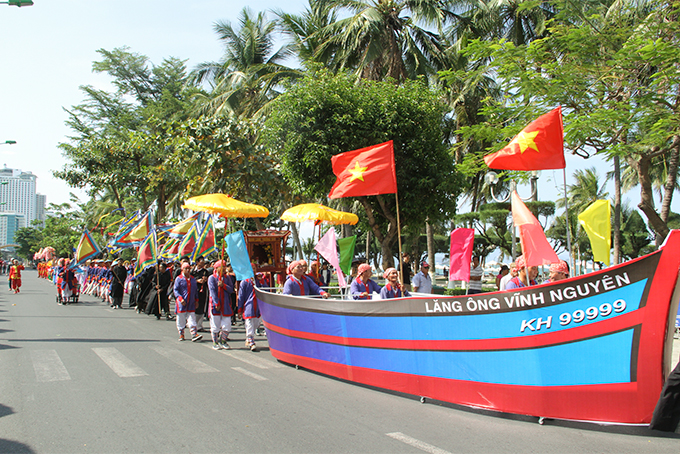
[{"left": 1, "top": 271, "right": 679, "bottom": 454}]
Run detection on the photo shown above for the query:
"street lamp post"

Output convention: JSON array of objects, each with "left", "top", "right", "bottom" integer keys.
[
  {"left": 485, "top": 171, "right": 538, "bottom": 261},
  {"left": 0, "top": 1, "right": 34, "bottom": 6}
]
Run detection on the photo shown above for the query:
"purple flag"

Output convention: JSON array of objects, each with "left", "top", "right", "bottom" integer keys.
[
  {"left": 314, "top": 227, "right": 346, "bottom": 288},
  {"left": 449, "top": 228, "right": 475, "bottom": 281}
]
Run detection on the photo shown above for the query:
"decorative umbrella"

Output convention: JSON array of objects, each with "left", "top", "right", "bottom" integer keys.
[
  {"left": 182, "top": 193, "right": 269, "bottom": 261},
  {"left": 281, "top": 203, "right": 358, "bottom": 267},
  {"left": 183, "top": 193, "right": 269, "bottom": 218},
  {"left": 280, "top": 203, "right": 358, "bottom": 226}
]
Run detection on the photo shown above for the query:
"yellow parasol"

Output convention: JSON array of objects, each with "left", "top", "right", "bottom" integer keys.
[
  {"left": 183, "top": 193, "right": 269, "bottom": 218},
  {"left": 182, "top": 193, "right": 270, "bottom": 260},
  {"left": 280, "top": 203, "right": 358, "bottom": 226},
  {"left": 281, "top": 203, "right": 358, "bottom": 266}
]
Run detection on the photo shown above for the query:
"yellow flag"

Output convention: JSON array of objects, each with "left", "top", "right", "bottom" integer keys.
[{"left": 578, "top": 200, "right": 611, "bottom": 266}]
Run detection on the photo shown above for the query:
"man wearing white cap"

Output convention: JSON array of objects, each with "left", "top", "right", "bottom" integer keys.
[{"left": 412, "top": 261, "right": 432, "bottom": 294}]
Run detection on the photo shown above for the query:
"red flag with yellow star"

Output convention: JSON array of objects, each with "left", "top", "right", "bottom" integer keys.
[
  {"left": 484, "top": 107, "right": 565, "bottom": 171},
  {"left": 328, "top": 141, "right": 398, "bottom": 199}
]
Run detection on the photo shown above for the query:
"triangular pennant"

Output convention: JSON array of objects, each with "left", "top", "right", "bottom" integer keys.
[
  {"left": 70, "top": 230, "right": 103, "bottom": 268},
  {"left": 134, "top": 230, "right": 158, "bottom": 277}
]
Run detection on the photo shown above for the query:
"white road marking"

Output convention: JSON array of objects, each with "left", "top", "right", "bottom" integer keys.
[
  {"left": 231, "top": 367, "right": 267, "bottom": 381},
  {"left": 92, "top": 347, "right": 148, "bottom": 378},
  {"left": 212, "top": 346, "right": 284, "bottom": 369},
  {"left": 31, "top": 350, "right": 71, "bottom": 382},
  {"left": 149, "top": 345, "right": 218, "bottom": 373},
  {"left": 386, "top": 432, "right": 453, "bottom": 454}
]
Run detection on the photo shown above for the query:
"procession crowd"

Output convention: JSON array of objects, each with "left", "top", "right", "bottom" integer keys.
[{"left": 28, "top": 251, "right": 571, "bottom": 352}]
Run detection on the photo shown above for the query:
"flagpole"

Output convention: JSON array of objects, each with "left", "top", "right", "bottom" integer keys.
[
  {"left": 395, "top": 192, "right": 404, "bottom": 286},
  {"left": 155, "top": 262, "right": 162, "bottom": 317},
  {"left": 563, "top": 168, "right": 573, "bottom": 274}
]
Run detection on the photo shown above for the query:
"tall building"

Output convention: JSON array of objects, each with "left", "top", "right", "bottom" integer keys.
[
  {"left": 36, "top": 193, "right": 46, "bottom": 228},
  {"left": 0, "top": 165, "right": 46, "bottom": 229},
  {"left": 0, "top": 212, "right": 25, "bottom": 247}
]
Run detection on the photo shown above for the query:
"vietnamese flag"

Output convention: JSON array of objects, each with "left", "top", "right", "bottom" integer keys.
[
  {"left": 328, "top": 141, "right": 398, "bottom": 199},
  {"left": 484, "top": 107, "right": 565, "bottom": 171},
  {"left": 511, "top": 191, "right": 559, "bottom": 267}
]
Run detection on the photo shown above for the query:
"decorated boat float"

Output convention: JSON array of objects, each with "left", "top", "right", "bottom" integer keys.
[{"left": 255, "top": 230, "right": 680, "bottom": 425}]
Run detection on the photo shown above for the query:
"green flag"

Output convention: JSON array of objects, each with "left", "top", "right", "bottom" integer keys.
[{"left": 338, "top": 236, "right": 356, "bottom": 275}]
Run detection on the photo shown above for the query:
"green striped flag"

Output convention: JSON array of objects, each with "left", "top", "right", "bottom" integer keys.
[{"left": 191, "top": 215, "right": 217, "bottom": 262}]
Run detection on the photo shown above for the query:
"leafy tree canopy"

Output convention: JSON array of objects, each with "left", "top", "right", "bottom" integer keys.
[{"left": 265, "top": 69, "right": 463, "bottom": 267}]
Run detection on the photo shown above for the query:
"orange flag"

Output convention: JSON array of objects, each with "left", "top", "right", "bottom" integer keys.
[
  {"left": 328, "top": 141, "right": 398, "bottom": 199},
  {"left": 484, "top": 107, "right": 565, "bottom": 171},
  {"left": 511, "top": 191, "right": 559, "bottom": 267}
]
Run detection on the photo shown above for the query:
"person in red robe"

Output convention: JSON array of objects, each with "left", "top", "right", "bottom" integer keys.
[{"left": 9, "top": 259, "right": 25, "bottom": 293}]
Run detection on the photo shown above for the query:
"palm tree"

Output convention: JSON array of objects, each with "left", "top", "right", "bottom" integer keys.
[
  {"left": 274, "top": 0, "right": 340, "bottom": 67},
  {"left": 314, "top": 0, "right": 451, "bottom": 82},
  {"left": 559, "top": 167, "right": 610, "bottom": 214},
  {"left": 446, "top": 0, "right": 556, "bottom": 46},
  {"left": 191, "top": 8, "right": 301, "bottom": 119}
]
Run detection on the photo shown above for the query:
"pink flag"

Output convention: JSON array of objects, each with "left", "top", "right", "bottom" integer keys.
[
  {"left": 511, "top": 191, "right": 559, "bottom": 267},
  {"left": 449, "top": 228, "right": 475, "bottom": 281},
  {"left": 314, "top": 227, "right": 346, "bottom": 288}
]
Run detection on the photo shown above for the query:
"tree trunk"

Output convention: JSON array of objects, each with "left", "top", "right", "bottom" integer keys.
[
  {"left": 357, "top": 196, "right": 399, "bottom": 270},
  {"left": 109, "top": 183, "right": 123, "bottom": 210},
  {"left": 632, "top": 153, "right": 670, "bottom": 246},
  {"left": 613, "top": 155, "right": 621, "bottom": 265},
  {"left": 426, "top": 221, "right": 435, "bottom": 280},
  {"left": 340, "top": 200, "right": 353, "bottom": 238},
  {"left": 289, "top": 222, "right": 303, "bottom": 260},
  {"left": 157, "top": 184, "right": 166, "bottom": 222},
  {"left": 659, "top": 136, "right": 680, "bottom": 225},
  {"left": 365, "top": 230, "right": 370, "bottom": 263}
]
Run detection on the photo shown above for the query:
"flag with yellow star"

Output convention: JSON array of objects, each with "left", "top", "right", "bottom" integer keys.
[
  {"left": 484, "top": 106, "right": 565, "bottom": 171},
  {"left": 328, "top": 141, "right": 398, "bottom": 199}
]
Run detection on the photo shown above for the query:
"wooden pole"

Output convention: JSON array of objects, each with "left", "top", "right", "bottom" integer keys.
[
  {"left": 396, "top": 192, "right": 404, "bottom": 285},
  {"left": 155, "top": 262, "right": 162, "bottom": 316},
  {"left": 563, "top": 168, "right": 574, "bottom": 274},
  {"left": 221, "top": 217, "right": 226, "bottom": 261}
]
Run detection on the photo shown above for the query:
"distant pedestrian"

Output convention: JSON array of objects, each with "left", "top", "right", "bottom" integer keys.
[
  {"left": 400, "top": 253, "right": 413, "bottom": 292},
  {"left": 496, "top": 265, "right": 509, "bottom": 290},
  {"left": 412, "top": 261, "right": 432, "bottom": 294},
  {"left": 468, "top": 256, "right": 484, "bottom": 295},
  {"left": 109, "top": 260, "right": 127, "bottom": 309},
  {"left": 499, "top": 263, "right": 517, "bottom": 291},
  {"left": 8, "top": 259, "right": 24, "bottom": 294}
]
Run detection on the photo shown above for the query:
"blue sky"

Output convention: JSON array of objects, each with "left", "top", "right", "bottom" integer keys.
[
  {"left": 0, "top": 0, "right": 650, "bottom": 224},
  {"left": 0, "top": 0, "right": 307, "bottom": 207}
]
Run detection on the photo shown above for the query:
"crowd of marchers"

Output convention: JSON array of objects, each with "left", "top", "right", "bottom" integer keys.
[{"left": 31, "top": 252, "right": 571, "bottom": 353}]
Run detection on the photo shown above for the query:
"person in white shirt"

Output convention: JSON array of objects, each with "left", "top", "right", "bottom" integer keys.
[
  {"left": 468, "top": 256, "right": 483, "bottom": 294},
  {"left": 499, "top": 263, "right": 518, "bottom": 291},
  {"left": 412, "top": 261, "right": 432, "bottom": 294}
]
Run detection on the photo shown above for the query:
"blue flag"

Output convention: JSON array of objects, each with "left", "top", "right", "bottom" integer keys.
[{"left": 225, "top": 230, "right": 254, "bottom": 281}]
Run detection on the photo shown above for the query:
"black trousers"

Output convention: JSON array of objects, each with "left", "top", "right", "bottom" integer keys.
[{"left": 650, "top": 360, "right": 680, "bottom": 431}]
